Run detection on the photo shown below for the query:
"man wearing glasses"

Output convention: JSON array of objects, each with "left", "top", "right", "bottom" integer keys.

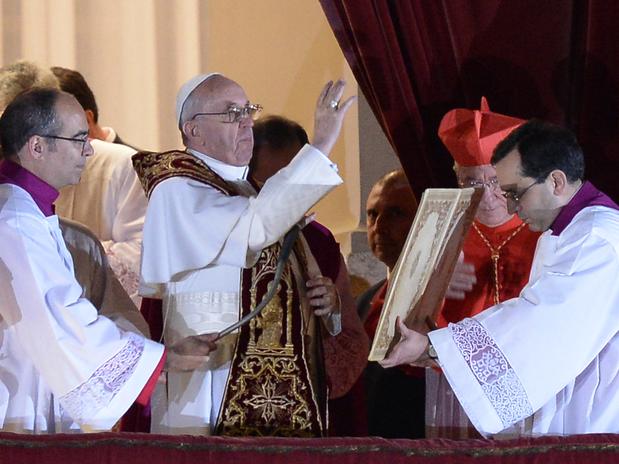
[
  {"left": 425, "top": 100, "right": 540, "bottom": 439},
  {"left": 0, "top": 88, "right": 218, "bottom": 433},
  {"left": 133, "top": 73, "right": 355, "bottom": 436},
  {"left": 382, "top": 119, "right": 619, "bottom": 436},
  {"left": 0, "top": 60, "right": 150, "bottom": 341}
]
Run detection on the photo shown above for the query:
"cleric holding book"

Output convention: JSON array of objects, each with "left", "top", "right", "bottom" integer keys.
[{"left": 382, "top": 119, "right": 619, "bottom": 436}]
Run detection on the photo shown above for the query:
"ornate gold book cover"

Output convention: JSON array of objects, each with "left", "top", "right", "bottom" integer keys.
[{"left": 368, "top": 188, "right": 482, "bottom": 361}]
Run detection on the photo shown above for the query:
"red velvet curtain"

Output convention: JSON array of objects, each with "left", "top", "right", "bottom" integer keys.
[{"left": 320, "top": 0, "right": 619, "bottom": 199}]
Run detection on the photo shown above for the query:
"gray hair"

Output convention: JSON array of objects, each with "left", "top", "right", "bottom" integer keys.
[{"left": 0, "top": 60, "right": 60, "bottom": 112}]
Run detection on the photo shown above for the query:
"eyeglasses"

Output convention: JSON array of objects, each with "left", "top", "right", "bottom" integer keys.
[
  {"left": 501, "top": 180, "right": 540, "bottom": 206},
  {"left": 191, "top": 103, "right": 263, "bottom": 124},
  {"left": 40, "top": 134, "right": 89, "bottom": 155},
  {"left": 460, "top": 178, "right": 500, "bottom": 189}
]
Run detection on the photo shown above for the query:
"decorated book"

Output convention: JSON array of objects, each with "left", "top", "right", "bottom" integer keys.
[{"left": 368, "top": 188, "right": 482, "bottom": 361}]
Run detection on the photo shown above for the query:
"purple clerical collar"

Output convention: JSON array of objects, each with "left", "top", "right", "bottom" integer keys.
[
  {"left": 0, "top": 159, "right": 58, "bottom": 217},
  {"left": 550, "top": 181, "right": 619, "bottom": 236}
]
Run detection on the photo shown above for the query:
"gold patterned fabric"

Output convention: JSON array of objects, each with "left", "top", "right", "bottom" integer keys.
[
  {"left": 131, "top": 150, "right": 238, "bottom": 199},
  {"left": 216, "top": 242, "right": 327, "bottom": 437}
]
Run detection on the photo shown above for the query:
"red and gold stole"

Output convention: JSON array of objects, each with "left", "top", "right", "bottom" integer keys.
[
  {"left": 132, "top": 150, "right": 237, "bottom": 199},
  {"left": 216, "top": 239, "right": 328, "bottom": 437}
]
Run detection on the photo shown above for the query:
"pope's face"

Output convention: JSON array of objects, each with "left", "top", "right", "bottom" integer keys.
[{"left": 185, "top": 76, "right": 254, "bottom": 167}]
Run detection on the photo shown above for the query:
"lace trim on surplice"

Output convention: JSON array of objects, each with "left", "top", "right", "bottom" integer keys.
[
  {"left": 59, "top": 332, "right": 144, "bottom": 423},
  {"left": 449, "top": 318, "right": 533, "bottom": 427}
]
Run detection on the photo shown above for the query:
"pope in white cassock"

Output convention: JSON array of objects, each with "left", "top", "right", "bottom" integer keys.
[
  {"left": 0, "top": 88, "right": 217, "bottom": 433},
  {"left": 135, "top": 74, "right": 355, "bottom": 435},
  {"left": 381, "top": 119, "right": 619, "bottom": 436}
]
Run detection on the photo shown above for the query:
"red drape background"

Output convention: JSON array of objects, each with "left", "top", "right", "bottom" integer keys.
[{"left": 319, "top": 0, "right": 619, "bottom": 199}]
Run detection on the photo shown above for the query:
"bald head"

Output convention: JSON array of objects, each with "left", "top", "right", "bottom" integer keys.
[
  {"left": 372, "top": 170, "right": 414, "bottom": 194},
  {"left": 366, "top": 170, "right": 418, "bottom": 270}
]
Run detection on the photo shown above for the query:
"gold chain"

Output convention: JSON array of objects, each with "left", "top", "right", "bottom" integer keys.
[{"left": 472, "top": 222, "right": 526, "bottom": 305}]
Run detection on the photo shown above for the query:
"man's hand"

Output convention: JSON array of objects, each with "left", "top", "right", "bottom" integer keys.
[
  {"left": 379, "top": 317, "right": 429, "bottom": 368},
  {"left": 306, "top": 275, "right": 340, "bottom": 317},
  {"left": 165, "top": 333, "right": 218, "bottom": 372},
  {"left": 312, "top": 80, "right": 356, "bottom": 155},
  {"left": 445, "top": 251, "right": 476, "bottom": 300}
]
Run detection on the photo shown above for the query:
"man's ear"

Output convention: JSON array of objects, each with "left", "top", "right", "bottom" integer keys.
[
  {"left": 27, "top": 135, "right": 45, "bottom": 160},
  {"left": 182, "top": 120, "right": 197, "bottom": 139},
  {"left": 84, "top": 109, "right": 97, "bottom": 132},
  {"left": 550, "top": 169, "right": 568, "bottom": 195}
]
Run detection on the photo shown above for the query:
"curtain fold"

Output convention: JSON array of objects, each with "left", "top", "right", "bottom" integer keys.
[{"left": 320, "top": 0, "right": 619, "bottom": 199}]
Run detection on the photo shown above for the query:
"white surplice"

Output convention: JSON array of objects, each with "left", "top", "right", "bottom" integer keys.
[
  {"left": 59, "top": 217, "right": 150, "bottom": 337},
  {"left": 55, "top": 139, "right": 146, "bottom": 303},
  {"left": 430, "top": 205, "right": 619, "bottom": 436},
  {"left": 140, "top": 144, "right": 342, "bottom": 435},
  {"left": 0, "top": 183, "right": 163, "bottom": 433}
]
